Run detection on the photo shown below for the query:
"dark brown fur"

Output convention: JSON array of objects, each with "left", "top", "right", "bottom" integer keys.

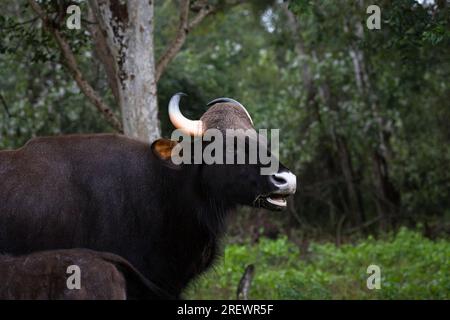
[
  {"left": 0, "top": 103, "right": 294, "bottom": 298},
  {"left": 201, "top": 103, "right": 253, "bottom": 132},
  {"left": 0, "top": 249, "right": 169, "bottom": 300}
]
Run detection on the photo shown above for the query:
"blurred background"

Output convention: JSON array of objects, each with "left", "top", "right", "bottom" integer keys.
[{"left": 1, "top": 0, "right": 449, "bottom": 299}]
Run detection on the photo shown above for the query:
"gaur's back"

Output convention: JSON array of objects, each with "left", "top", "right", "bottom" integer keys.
[{"left": 0, "top": 134, "right": 158, "bottom": 258}]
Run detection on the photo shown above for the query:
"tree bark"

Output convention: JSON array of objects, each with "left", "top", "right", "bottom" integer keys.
[
  {"left": 29, "top": 0, "right": 124, "bottom": 132},
  {"left": 29, "top": 0, "right": 224, "bottom": 142},
  {"left": 89, "top": 0, "right": 160, "bottom": 142}
]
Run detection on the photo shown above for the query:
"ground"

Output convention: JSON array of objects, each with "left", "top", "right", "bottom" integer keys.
[{"left": 186, "top": 228, "right": 450, "bottom": 299}]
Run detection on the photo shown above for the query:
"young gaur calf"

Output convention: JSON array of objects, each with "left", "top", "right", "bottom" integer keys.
[{"left": 0, "top": 249, "right": 170, "bottom": 300}]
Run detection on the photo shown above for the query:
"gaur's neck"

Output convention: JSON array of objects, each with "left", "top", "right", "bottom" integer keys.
[
  {"left": 156, "top": 163, "right": 236, "bottom": 236},
  {"left": 149, "top": 164, "right": 236, "bottom": 295}
]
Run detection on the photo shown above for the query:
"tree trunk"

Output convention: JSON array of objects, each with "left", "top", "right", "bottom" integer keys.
[
  {"left": 334, "top": 133, "right": 366, "bottom": 226},
  {"left": 283, "top": 3, "right": 366, "bottom": 228},
  {"left": 347, "top": 11, "right": 399, "bottom": 229},
  {"left": 89, "top": 0, "right": 160, "bottom": 142}
]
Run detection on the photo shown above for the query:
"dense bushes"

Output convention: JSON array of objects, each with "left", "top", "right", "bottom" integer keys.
[
  {"left": 1, "top": 1, "right": 449, "bottom": 233},
  {"left": 187, "top": 229, "right": 450, "bottom": 299}
]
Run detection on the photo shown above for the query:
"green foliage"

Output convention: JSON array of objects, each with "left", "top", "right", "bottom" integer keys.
[
  {"left": 0, "top": 49, "right": 113, "bottom": 149},
  {"left": 186, "top": 229, "right": 450, "bottom": 299},
  {"left": 0, "top": 0, "right": 448, "bottom": 300},
  {"left": 0, "top": 1, "right": 114, "bottom": 149},
  {"left": 1, "top": 0, "right": 449, "bottom": 234}
]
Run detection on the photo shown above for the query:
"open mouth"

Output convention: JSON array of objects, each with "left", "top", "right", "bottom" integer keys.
[
  {"left": 266, "top": 195, "right": 287, "bottom": 207},
  {"left": 256, "top": 193, "right": 289, "bottom": 210}
]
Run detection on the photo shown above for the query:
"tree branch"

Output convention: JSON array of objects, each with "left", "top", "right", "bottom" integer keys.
[
  {"left": 155, "top": 0, "right": 190, "bottom": 82},
  {"left": 86, "top": 5, "right": 121, "bottom": 104},
  {"left": 155, "top": 0, "right": 215, "bottom": 82},
  {"left": 188, "top": 4, "right": 215, "bottom": 30},
  {"left": 28, "top": 0, "right": 123, "bottom": 133},
  {"left": 3, "top": 16, "right": 39, "bottom": 30}
]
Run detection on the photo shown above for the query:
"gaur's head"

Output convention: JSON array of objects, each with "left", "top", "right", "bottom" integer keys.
[{"left": 152, "top": 93, "right": 296, "bottom": 211}]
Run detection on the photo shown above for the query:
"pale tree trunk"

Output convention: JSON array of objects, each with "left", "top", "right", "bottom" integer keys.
[
  {"left": 283, "top": 4, "right": 366, "bottom": 227},
  {"left": 320, "top": 83, "right": 366, "bottom": 227},
  {"left": 30, "top": 0, "right": 216, "bottom": 141},
  {"left": 346, "top": 9, "right": 399, "bottom": 230},
  {"left": 89, "top": 0, "right": 160, "bottom": 143}
]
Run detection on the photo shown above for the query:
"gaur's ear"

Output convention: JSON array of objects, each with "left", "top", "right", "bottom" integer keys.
[{"left": 151, "top": 139, "right": 178, "bottom": 161}]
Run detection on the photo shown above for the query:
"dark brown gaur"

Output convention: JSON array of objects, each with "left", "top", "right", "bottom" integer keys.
[
  {"left": 0, "top": 249, "right": 171, "bottom": 300},
  {"left": 0, "top": 93, "right": 296, "bottom": 298}
]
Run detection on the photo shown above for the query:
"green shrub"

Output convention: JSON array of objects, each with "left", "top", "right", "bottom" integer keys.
[{"left": 186, "top": 228, "right": 450, "bottom": 299}]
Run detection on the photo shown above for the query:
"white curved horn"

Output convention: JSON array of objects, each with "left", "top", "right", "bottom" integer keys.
[
  {"left": 207, "top": 97, "right": 253, "bottom": 125},
  {"left": 168, "top": 93, "right": 203, "bottom": 136}
]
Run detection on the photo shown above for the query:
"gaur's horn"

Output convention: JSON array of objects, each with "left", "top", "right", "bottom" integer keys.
[{"left": 168, "top": 93, "right": 204, "bottom": 136}]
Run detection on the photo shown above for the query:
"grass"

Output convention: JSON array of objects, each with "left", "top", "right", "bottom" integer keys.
[{"left": 186, "top": 228, "right": 450, "bottom": 299}]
